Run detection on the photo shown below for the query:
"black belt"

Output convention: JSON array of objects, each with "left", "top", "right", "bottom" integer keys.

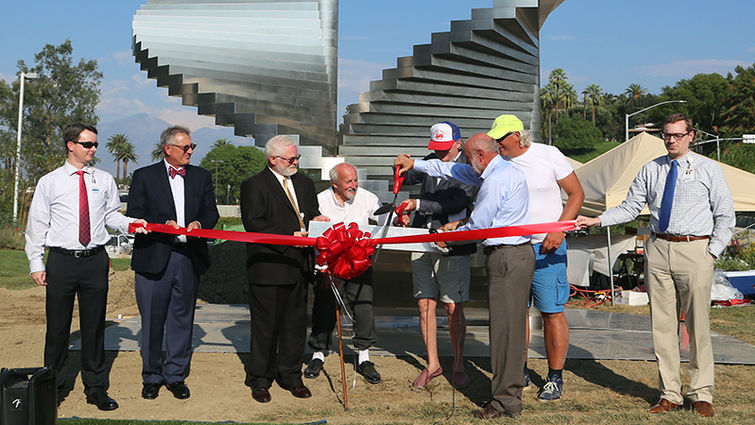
[
  {"left": 482, "top": 242, "right": 530, "bottom": 256},
  {"left": 653, "top": 233, "right": 710, "bottom": 242},
  {"left": 49, "top": 246, "right": 104, "bottom": 258}
]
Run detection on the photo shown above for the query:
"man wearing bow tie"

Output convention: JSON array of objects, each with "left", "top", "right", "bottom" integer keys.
[{"left": 127, "top": 125, "right": 219, "bottom": 401}]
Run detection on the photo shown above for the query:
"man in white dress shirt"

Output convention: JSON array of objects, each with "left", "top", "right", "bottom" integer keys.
[
  {"left": 304, "top": 162, "right": 384, "bottom": 384},
  {"left": 25, "top": 122, "right": 147, "bottom": 411}
]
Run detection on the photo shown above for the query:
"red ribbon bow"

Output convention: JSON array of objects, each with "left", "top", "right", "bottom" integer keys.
[{"left": 315, "top": 222, "right": 376, "bottom": 280}]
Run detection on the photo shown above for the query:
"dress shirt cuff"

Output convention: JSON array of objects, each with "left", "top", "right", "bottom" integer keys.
[
  {"left": 708, "top": 241, "right": 725, "bottom": 258},
  {"left": 29, "top": 258, "right": 45, "bottom": 275},
  {"left": 413, "top": 159, "right": 429, "bottom": 173}
]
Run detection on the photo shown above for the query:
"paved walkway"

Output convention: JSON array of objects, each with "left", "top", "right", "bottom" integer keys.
[{"left": 72, "top": 304, "right": 755, "bottom": 365}]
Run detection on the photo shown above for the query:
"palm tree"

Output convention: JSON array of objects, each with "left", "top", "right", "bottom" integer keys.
[
  {"left": 106, "top": 134, "right": 128, "bottom": 181},
  {"left": 582, "top": 88, "right": 589, "bottom": 119},
  {"left": 117, "top": 142, "right": 138, "bottom": 180},
  {"left": 585, "top": 84, "right": 603, "bottom": 123},
  {"left": 548, "top": 68, "right": 568, "bottom": 120},
  {"left": 540, "top": 82, "right": 557, "bottom": 145},
  {"left": 213, "top": 138, "right": 231, "bottom": 149},
  {"left": 151, "top": 143, "right": 165, "bottom": 161},
  {"left": 624, "top": 83, "right": 648, "bottom": 100}
]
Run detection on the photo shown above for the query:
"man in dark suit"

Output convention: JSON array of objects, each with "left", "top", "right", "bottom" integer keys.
[
  {"left": 240, "top": 135, "right": 327, "bottom": 403},
  {"left": 127, "top": 125, "right": 219, "bottom": 400}
]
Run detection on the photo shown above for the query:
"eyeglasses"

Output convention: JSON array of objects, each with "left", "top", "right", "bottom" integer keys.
[
  {"left": 662, "top": 131, "right": 691, "bottom": 141},
  {"left": 71, "top": 141, "right": 98, "bottom": 149},
  {"left": 275, "top": 154, "right": 301, "bottom": 164},
  {"left": 169, "top": 143, "right": 197, "bottom": 153},
  {"left": 496, "top": 132, "right": 514, "bottom": 143}
]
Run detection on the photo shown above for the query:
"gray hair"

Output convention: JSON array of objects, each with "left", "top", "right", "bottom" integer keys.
[
  {"left": 159, "top": 125, "right": 191, "bottom": 148},
  {"left": 264, "top": 135, "right": 297, "bottom": 158},
  {"left": 518, "top": 130, "right": 532, "bottom": 147},
  {"left": 329, "top": 162, "right": 356, "bottom": 184}
]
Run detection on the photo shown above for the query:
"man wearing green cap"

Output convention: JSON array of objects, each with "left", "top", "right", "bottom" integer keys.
[{"left": 488, "top": 114, "right": 584, "bottom": 402}]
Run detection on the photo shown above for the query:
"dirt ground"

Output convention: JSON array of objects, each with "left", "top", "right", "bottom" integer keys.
[{"left": 2, "top": 268, "right": 753, "bottom": 424}]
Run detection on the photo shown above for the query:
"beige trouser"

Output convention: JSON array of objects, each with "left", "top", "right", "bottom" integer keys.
[{"left": 645, "top": 236, "right": 715, "bottom": 404}]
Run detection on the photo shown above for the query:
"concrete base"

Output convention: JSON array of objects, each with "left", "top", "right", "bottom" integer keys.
[{"left": 69, "top": 304, "right": 755, "bottom": 365}]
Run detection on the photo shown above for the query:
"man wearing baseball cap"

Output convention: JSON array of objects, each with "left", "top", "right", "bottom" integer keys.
[
  {"left": 397, "top": 121, "right": 478, "bottom": 389},
  {"left": 488, "top": 114, "right": 584, "bottom": 402}
]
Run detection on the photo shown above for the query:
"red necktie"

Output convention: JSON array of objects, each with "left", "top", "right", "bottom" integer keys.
[
  {"left": 76, "top": 170, "right": 91, "bottom": 247},
  {"left": 168, "top": 167, "right": 186, "bottom": 178}
]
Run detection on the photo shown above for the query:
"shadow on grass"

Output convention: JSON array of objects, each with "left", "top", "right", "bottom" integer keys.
[
  {"left": 57, "top": 329, "right": 120, "bottom": 404},
  {"left": 564, "top": 349, "right": 658, "bottom": 405}
]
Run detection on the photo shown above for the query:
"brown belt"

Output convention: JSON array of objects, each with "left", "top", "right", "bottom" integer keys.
[{"left": 653, "top": 233, "right": 710, "bottom": 242}]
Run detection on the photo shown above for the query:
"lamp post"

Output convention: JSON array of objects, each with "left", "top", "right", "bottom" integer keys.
[
  {"left": 694, "top": 128, "right": 721, "bottom": 161},
  {"left": 12, "top": 72, "right": 39, "bottom": 224},
  {"left": 625, "top": 99, "right": 686, "bottom": 142}
]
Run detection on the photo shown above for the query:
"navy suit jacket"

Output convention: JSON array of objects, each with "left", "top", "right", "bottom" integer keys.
[
  {"left": 240, "top": 167, "right": 320, "bottom": 286},
  {"left": 127, "top": 161, "right": 219, "bottom": 276}
]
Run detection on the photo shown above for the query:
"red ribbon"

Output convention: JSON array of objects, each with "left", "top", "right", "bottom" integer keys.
[{"left": 129, "top": 220, "right": 579, "bottom": 280}]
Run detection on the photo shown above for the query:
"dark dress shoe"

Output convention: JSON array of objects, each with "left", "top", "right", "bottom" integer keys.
[
  {"left": 355, "top": 361, "right": 381, "bottom": 384},
  {"left": 648, "top": 398, "right": 682, "bottom": 413},
  {"left": 470, "top": 402, "right": 518, "bottom": 419},
  {"left": 252, "top": 387, "right": 271, "bottom": 403},
  {"left": 288, "top": 384, "right": 312, "bottom": 399},
  {"left": 304, "top": 358, "right": 324, "bottom": 379},
  {"left": 693, "top": 401, "right": 714, "bottom": 417},
  {"left": 86, "top": 392, "right": 119, "bottom": 411},
  {"left": 166, "top": 381, "right": 190, "bottom": 399},
  {"left": 142, "top": 382, "right": 161, "bottom": 399}
]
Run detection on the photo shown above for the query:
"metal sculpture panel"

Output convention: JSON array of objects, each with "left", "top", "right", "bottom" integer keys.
[{"left": 133, "top": 0, "right": 339, "bottom": 154}]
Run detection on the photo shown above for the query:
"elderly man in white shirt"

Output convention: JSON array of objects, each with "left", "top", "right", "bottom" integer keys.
[{"left": 304, "top": 163, "right": 385, "bottom": 384}]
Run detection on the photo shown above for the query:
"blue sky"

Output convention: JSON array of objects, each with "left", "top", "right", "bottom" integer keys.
[{"left": 2, "top": 0, "right": 753, "bottom": 131}]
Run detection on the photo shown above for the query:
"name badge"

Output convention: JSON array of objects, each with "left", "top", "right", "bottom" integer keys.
[{"left": 681, "top": 167, "right": 695, "bottom": 183}]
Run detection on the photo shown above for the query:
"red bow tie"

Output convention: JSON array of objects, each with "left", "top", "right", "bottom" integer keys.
[{"left": 168, "top": 167, "right": 185, "bottom": 178}]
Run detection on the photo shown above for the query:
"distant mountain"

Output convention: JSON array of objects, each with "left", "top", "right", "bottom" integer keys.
[{"left": 95, "top": 113, "right": 255, "bottom": 177}]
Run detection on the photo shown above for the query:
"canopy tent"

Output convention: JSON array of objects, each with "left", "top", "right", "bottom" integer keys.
[
  {"left": 565, "top": 156, "right": 583, "bottom": 170},
  {"left": 574, "top": 132, "right": 755, "bottom": 216}
]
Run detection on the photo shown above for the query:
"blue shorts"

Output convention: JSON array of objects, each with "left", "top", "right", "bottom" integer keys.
[{"left": 529, "top": 240, "right": 569, "bottom": 313}]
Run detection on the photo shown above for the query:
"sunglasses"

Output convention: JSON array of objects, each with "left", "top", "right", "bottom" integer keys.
[
  {"left": 169, "top": 143, "right": 197, "bottom": 153},
  {"left": 276, "top": 154, "right": 301, "bottom": 164},
  {"left": 496, "top": 132, "right": 515, "bottom": 143},
  {"left": 71, "top": 141, "right": 99, "bottom": 149}
]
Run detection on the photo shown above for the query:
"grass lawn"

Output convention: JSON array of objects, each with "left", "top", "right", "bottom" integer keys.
[{"left": 567, "top": 140, "right": 621, "bottom": 163}]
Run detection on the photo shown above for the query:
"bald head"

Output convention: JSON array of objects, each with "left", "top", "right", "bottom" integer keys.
[{"left": 464, "top": 133, "right": 499, "bottom": 174}]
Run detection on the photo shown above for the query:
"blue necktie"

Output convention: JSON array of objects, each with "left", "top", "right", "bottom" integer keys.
[{"left": 658, "top": 159, "right": 678, "bottom": 232}]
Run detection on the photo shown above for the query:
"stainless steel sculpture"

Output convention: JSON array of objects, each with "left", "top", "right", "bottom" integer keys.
[
  {"left": 132, "top": 0, "right": 564, "bottom": 181},
  {"left": 340, "top": 0, "right": 564, "bottom": 178},
  {"left": 132, "top": 0, "right": 339, "bottom": 154}
]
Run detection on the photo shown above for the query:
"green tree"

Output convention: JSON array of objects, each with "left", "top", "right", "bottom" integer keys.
[
  {"left": 212, "top": 138, "right": 232, "bottom": 149},
  {"left": 118, "top": 141, "right": 138, "bottom": 181},
  {"left": 540, "top": 82, "right": 557, "bottom": 145},
  {"left": 151, "top": 142, "right": 165, "bottom": 161},
  {"left": 721, "top": 64, "right": 755, "bottom": 137},
  {"left": 624, "top": 83, "right": 648, "bottom": 100},
  {"left": 199, "top": 143, "right": 266, "bottom": 204},
  {"left": 552, "top": 116, "right": 602, "bottom": 152},
  {"left": 584, "top": 84, "right": 603, "bottom": 124},
  {"left": 0, "top": 40, "right": 101, "bottom": 222},
  {"left": 657, "top": 73, "right": 730, "bottom": 132},
  {"left": 106, "top": 133, "right": 128, "bottom": 181}
]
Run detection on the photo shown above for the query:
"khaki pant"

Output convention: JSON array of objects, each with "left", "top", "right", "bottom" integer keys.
[
  {"left": 645, "top": 236, "right": 715, "bottom": 404},
  {"left": 486, "top": 244, "right": 535, "bottom": 416}
]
